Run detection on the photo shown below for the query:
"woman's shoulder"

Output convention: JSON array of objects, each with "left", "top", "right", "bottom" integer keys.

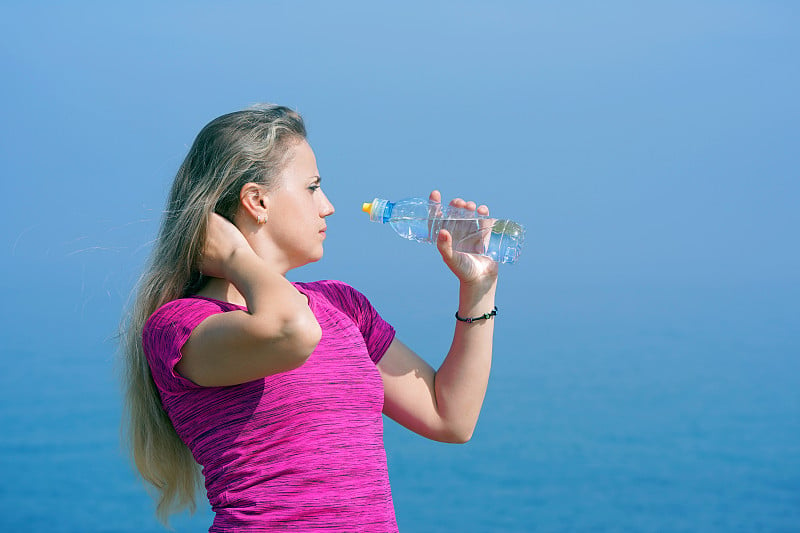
[
  {"left": 294, "top": 279, "right": 354, "bottom": 293},
  {"left": 293, "top": 279, "right": 366, "bottom": 302},
  {"left": 145, "top": 296, "right": 239, "bottom": 331},
  {"left": 293, "top": 279, "right": 375, "bottom": 316}
]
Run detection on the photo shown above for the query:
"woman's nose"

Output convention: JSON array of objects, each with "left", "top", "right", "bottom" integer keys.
[{"left": 321, "top": 193, "right": 335, "bottom": 217}]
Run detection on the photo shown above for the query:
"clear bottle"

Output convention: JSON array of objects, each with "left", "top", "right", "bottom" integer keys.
[{"left": 362, "top": 197, "right": 525, "bottom": 264}]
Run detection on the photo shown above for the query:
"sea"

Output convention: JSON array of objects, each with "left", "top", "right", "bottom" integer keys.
[{"left": 1, "top": 281, "right": 797, "bottom": 532}]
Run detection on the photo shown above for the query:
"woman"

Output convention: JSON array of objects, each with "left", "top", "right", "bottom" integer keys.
[{"left": 121, "top": 104, "right": 498, "bottom": 531}]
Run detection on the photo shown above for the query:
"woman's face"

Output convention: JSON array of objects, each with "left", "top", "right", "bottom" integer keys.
[{"left": 264, "top": 139, "right": 335, "bottom": 269}]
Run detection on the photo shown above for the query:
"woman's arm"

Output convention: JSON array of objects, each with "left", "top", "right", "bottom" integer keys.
[
  {"left": 377, "top": 191, "right": 499, "bottom": 443},
  {"left": 178, "top": 214, "right": 321, "bottom": 387}
]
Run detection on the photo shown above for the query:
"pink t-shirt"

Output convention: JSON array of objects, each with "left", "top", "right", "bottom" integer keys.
[{"left": 142, "top": 280, "right": 398, "bottom": 532}]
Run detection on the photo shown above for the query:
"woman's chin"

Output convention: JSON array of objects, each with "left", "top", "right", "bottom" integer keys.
[{"left": 304, "top": 247, "right": 325, "bottom": 265}]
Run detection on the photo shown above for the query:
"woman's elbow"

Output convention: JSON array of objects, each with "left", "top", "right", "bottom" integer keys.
[
  {"left": 452, "top": 429, "right": 474, "bottom": 444},
  {"left": 438, "top": 423, "right": 475, "bottom": 444}
]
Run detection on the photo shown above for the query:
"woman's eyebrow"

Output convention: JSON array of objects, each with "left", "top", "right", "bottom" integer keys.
[{"left": 310, "top": 175, "right": 321, "bottom": 184}]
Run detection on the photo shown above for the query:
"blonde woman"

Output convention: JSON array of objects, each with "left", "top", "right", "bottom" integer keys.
[{"left": 121, "top": 104, "right": 499, "bottom": 531}]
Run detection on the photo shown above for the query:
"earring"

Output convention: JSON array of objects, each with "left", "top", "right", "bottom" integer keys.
[{"left": 257, "top": 214, "right": 268, "bottom": 224}]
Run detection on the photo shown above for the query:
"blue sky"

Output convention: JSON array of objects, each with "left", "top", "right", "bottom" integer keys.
[
  {"left": 2, "top": 0, "right": 798, "bottom": 386},
  {"left": 0, "top": 2, "right": 798, "bottom": 528},
  {"left": 3, "top": 3, "right": 798, "bottom": 302}
]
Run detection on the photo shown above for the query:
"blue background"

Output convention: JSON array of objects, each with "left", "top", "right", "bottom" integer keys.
[{"left": 1, "top": 2, "right": 798, "bottom": 531}]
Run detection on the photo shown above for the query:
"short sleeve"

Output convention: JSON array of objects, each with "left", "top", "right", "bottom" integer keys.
[
  {"left": 308, "top": 280, "right": 396, "bottom": 365},
  {"left": 142, "top": 298, "right": 230, "bottom": 395}
]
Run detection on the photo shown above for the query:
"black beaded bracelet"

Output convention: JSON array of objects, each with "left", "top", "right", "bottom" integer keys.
[{"left": 455, "top": 306, "right": 498, "bottom": 323}]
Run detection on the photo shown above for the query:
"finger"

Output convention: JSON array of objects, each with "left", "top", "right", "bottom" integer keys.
[
  {"left": 449, "top": 197, "right": 465, "bottom": 208},
  {"left": 477, "top": 204, "right": 489, "bottom": 216},
  {"left": 436, "top": 229, "right": 454, "bottom": 265},
  {"left": 427, "top": 191, "right": 443, "bottom": 227},
  {"left": 465, "top": 201, "right": 477, "bottom": 211}
]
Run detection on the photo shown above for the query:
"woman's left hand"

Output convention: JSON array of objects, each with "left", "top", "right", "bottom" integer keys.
[{"left": 430, "top": 190, "right": 499, "bottom": 287}]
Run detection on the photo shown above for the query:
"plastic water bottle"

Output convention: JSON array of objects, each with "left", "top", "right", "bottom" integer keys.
[{"left": 361, "top": 197, "right": 525, "bottom": 264}]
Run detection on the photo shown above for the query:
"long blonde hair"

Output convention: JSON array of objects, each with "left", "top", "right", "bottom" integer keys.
[{"left": 120, "top": 104, "right": 306, "bottom": 524}]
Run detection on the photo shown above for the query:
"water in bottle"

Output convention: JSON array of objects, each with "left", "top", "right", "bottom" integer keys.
[{"left": 361, "top": 197, "right": 525, "bottom": 264}]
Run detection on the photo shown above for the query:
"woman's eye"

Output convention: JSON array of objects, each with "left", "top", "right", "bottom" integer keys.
[{"left": 308, "top": 185, "right": 320, "bottom": 192}]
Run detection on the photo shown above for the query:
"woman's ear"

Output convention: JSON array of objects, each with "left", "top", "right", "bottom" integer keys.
[{"left": 239, "top": 183, "right": 269, "bottom": 223}]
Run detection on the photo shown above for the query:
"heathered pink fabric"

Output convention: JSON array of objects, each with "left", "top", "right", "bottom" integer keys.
[{"left": 142, "top": 280, "right": 398, "bottom": 532}]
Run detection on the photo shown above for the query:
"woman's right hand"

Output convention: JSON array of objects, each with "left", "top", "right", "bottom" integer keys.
[
  {"left": 200, "top": 213, "right": 253, "bottom": 279},
  {"left": 183, "top": 212, "right": 322, "bottom": 387}
]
